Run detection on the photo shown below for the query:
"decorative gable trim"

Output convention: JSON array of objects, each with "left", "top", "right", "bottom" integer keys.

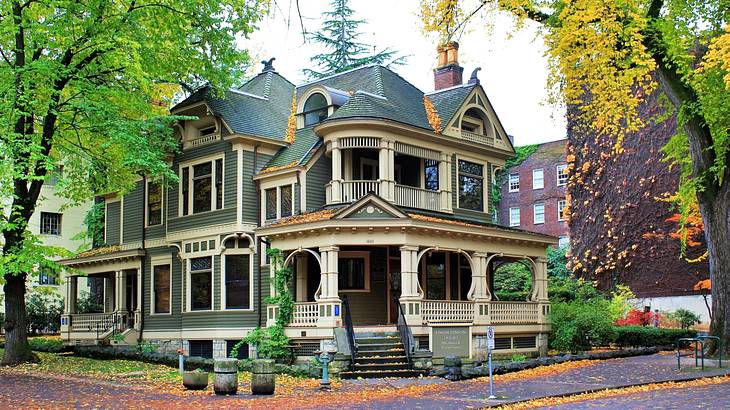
[{"left": 333, "top": 193, "right": 408, "bottom": 220}]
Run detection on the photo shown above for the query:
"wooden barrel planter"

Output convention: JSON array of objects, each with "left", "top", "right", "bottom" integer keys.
[
  {"left": 214, "top": 358, "right": 239, "bottom": 395},
  {"left": 182, "top": 370, "right": 209, "bottom": 390},
  {"left": 251, "top": 359, "right": 275, "bottom": 395}
]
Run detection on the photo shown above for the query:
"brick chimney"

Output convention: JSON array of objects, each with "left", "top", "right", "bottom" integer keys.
[{"left": 434, "top": 42, "right": 463, "bottom": 90}]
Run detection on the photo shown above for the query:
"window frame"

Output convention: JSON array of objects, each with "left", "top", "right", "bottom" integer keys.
[
  {"left": 220, "top": 243, "right": 254, "bottom": 311},
  {"left": 509, "top": 207, "right": 520, "bottom": 227},
  {"left": 558, "top": 199, "right": 567, "bottom": 221},
  {"left": 456, "top": 157, "right": 486, "bottom": 212},
  {"left": 40, "top": 212, "right": 62, "bottom": 236},
  {"left": 302, "top": 92, "right": 329, "bottom": 126},
  {"left": 263, "top": 183, "right": 295, "bottom": 222},
  {"left": 338, "top": 251, "right": 371, "bottom": 293},
  {"left": 151, "top": 258, "right": 172, "bottom": 316},
  {"left": 533, "top": 202, "right": 545, "bottom": 225},
  {"left": 145, "top": 180, "right": 164, "bottom": 227},
  {"left": 187, "top": 256, "right": 214, "bottom": 312},
  {"left": 508, "top": 173, "right": 520, "bottom": 192},
  {"left": 178, "top": 154, "right": 225, "bottom": 217},
  {"left": 556, "top": 164, "right": 568, "bottom": 186},
  {"left": 532, "top": 168, "right": 544, "bottom": 190}
]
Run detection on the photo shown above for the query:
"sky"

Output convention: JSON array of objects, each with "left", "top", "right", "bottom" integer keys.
[{"left": 243, "top": 0, "right": 566, "bottom": 146}]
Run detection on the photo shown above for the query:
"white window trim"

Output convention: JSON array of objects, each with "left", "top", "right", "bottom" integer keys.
[
  {"left": 186, "top": 256, "right": 214, "bottom": 313},
  {"left": 338, "top": 251, "right": 371, "bottom": 293},
  {"left": 533, "top": 202, "right": 545, "bottom": 225},
  {"left": 150, "top": 255, "right": 173, "bottom": 316},
  {"left": 508, "top": 173, "right": 520, "bottom": 193},
  {"left": 145, "top": 179, "right": 164, "bottom": 228},
  {"left": 509, "top": 207, "right": 520, "bottom": 227},
  {"left": 532, "top": 168, "right": 544, "bottom": 190},
  {"left": 39, "top": 212, "right": 63, "bottom": 236},
  {"left": 557, "top": 164, "right": 568, "bottom": 186},
  {"left": 220, "top": 244, "right": 255, "bottom": 311},
  {"left": 178, "top": 153, "right": 225, "bottom": 217},
  {"left": 262, "top": 183, "right": 295, "bottom": 222},
  {"left": 455, "top": 154, "right": 487, "bottom": 213},
  {"left": 558, "top": 199, "right": 567, "bottom": 221}
]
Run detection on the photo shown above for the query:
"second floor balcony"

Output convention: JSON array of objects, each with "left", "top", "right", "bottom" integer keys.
[{"left": 325, "top": 136, "right": 453, "bottom": 213}]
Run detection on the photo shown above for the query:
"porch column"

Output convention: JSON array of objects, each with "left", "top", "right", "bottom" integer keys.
[
  {"left": 399, "top": 245, "right": 421, "bottom": 299},
  {"left": 439, "top": 152, "right": 452, "bottom": 212},
  {"left": 470, "top": 252, "right": 491, "bottom": 301},
  {"left": 318, "top": 246, "right": 340, "bottom": 302},
  {"left": 295, "top": 254, "right": 308, "bottom": 302},
  {"left": 379, "top": 139, "right": 394, "bottom": 201},
  {"left": 330, "top": 140, "right": 342, "bottom": 203},
  {"left": 104, "top": 275, "right": 114, "bottom": 313},
  {"left": 114, "top": 270, "right": 126, "bottom": 313},
  {"left": 135, "top": 267, "right": 142, "bottom": 330},
  {"left": 532, "top": 257, "right": 549, "bottom": 302},
  {"left": 64, "top": 275, "right": 78, "bottom": 314}
]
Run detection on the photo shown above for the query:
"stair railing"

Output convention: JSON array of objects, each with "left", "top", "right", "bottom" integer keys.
[
  {"left": 393, "top": 295, "right": 416, "bottom": 364},
  {"left": 341, "top": 295, "right": 357, "bottom": 365}
]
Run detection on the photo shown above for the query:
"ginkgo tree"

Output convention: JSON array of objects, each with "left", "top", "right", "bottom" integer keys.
[
  {"left": 420, "top": 0, "right": 730, "bottom": 353},
  {"left": 0, "top": 0, "right": 270, "bottom": 365}
]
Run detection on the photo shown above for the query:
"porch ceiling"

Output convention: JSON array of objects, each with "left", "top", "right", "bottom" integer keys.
[{"left": 59, "top": 247, "right": 145, "bottom": 273}]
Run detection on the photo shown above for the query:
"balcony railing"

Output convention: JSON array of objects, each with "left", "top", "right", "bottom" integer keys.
[
  {"left": 394, "top": 184, "right": 441, "bottom": 211},
  {"left": 342, "top": 180, "right": 380, "bottom": 203},
  {"left": 291, "top": 302, "right": 320, "bottom": 327},
  {"left": 460, "top": 130, "right": 495, "bottom": 147},
  {"left": 422, "top": 300, "right": 475, "bottom": 324},
  {"left": 490, "top": 301, "right": 539, "bottom": 324}
]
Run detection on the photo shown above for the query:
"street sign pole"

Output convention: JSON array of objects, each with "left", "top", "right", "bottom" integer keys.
[{"left": 487, "top": 326, "right": 496, "bottom": 399}]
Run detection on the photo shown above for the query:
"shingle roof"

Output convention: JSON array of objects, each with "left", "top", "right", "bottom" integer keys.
[
  {"left": 260, "top": 126, "right": 322, "bottom": 172},
  {"left": 426, "top": 84, "right": 476, "bottom": 130}
]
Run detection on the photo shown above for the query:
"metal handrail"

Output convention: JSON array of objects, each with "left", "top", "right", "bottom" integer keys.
[
  {"left": 341, "top": 296, "right": 357, "bottom": 365},
  {"left": 393, "top": 296, "right": 415, "bottom": 364}
]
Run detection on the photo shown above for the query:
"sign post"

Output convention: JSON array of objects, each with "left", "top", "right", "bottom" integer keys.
[{"left": 487, "top": 326, "right": 496, "bottom": 399}]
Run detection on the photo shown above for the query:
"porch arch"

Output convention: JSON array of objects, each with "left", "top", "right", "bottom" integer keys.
[{"left": 489, "top": 254, "right": 539, "bottom": 302}]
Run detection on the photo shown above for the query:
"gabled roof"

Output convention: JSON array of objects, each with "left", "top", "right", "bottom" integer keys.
[
  {"left": 425, "top": 84, "right": 476, "bottom": 131},
  {"left": 259, "top": 126, "right": 322, "bottom": 173}
]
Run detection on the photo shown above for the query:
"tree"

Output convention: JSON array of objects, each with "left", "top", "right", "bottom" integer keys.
[
  {"left": 420, "top": 0, "right": 730, "bottom": 354},
  {"left": 303, "top": 0, "right": 406, "bottom": 79},
  {"left": 0, "top": 0, "right": 269, "bottom": 365}
]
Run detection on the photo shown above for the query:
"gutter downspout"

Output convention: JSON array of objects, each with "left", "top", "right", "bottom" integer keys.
[
  {"left": 254, "top": 145, "right": 263, "bottom": 327},
  {"left": 138, "top": 175, "right": 146, "bottom": 343}
]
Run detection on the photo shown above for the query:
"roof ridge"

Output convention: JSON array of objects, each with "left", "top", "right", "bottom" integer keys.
[
  {"left": 263, "top": 71, "right": 273, "bottom": 99},
  {"left": 424, "top": 83, "right": 474, "bottom": 95},
  {"left": 227, "top": 88, "right": 267, "bottom": 100},
  {"left": 296, "top": 64, "right": 380, "bottom": 89},
  {"left": 377, "top": 65, "right": 424, "bottom": 96}
]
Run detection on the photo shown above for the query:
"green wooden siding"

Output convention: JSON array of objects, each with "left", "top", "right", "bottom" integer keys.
[
  {"left": 242, "top": 150, "right": 273, "bottom": 223},
  {"left": 105, "top": 201, "right": 121, "bottom": 245},
  {"left": 305, "top": 154, "right": 331, "bottom": 211},
  {"left": 123, "top": 180, "right": 144, "bottom": 244}
]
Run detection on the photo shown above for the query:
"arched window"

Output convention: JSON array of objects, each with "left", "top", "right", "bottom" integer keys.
[
  {"left": 461, "top": 107, "right": 488, "bottom": 135},
  {"left": 303, "top": 93, "right": 328, "bottom": 126}
]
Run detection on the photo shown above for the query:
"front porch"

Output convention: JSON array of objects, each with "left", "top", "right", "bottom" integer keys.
[{"left": 59, "top": 249, "right": 144, "bottom": 344}]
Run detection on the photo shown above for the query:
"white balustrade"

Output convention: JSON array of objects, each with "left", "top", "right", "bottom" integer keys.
[
  {"left": 339, "top": 136, "right": 380, "bottom": 149},
  {"left": 422, "top": 300, "right": 475, "bottom": 324},
  {"left": 460, "top": 130, "right": 495, "bottom": 147},
  {"left": 291, "top": 302, "right": 320, "bottom": 327},
  {"left": 342, "top": 180, "right": 380, "bottom": 202},
  {"left": 394, "top": 185, "right": 441, "bottom": 211},
  {"left": 186, "top": 133, "right": 219, "bottom": 148},
  {"left": 490, "top": 301, "right": 539, "bottom": 324}
]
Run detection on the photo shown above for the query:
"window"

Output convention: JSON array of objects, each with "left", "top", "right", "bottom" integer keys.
[
  {"left": 189, "top": 257, "right": 212, "bottom": 311},
  {"left": 147, "top": 182, "right": 163, "bottom": 226},
  {"left": 198, "top": 125, "right": 217, "bottom": 137},
  {"left": 532, "top": 169, "right": 544, "bottom": 189},
  {"left": 38, "top": 272, "right": 58, "bottom": 285},
  {"left": 225, "top": 254, "right": 251, "bottom": 309},
  {"left": 188, "top": 340, "right": 213, "bottom": 359},
  {"left": 227, "top": 340, "right": 249, "bottom": 359},
  {"left": 557, "top": 164, "right": 569, "bottom": 186},
  {"left": 558, "top": 236, "right": 570, "bottom": 248},
  {"left": 179, "top": 157, "right": 224, "bottom": 216},
  {"left": 509, "top": 173, "right": 520, "bottom": 192},
  {"left": 280, "top": 185, "right": 292, "bottom": 218},
  {"left": 265, "top": 188, "right": 277, "bottom": 220},
  {"left": 425, "top": 252, "right": 446, "bottom": 300},
  {"left": 153, "top": 264, "right": 171, "bottom": 314},
  {"left": 303, "top": 93, "right": 328, "bottom": 126},
  {"left": 40, "top": 212, "right": 62, "bottom": 235},
  {"left": 458, "top": 160, "right": 484, "bottom": 211},
  {"left": 558, "top": 199, "right": 567, "bottom": 221},
  {"left": 533, "top": 203, "right": 545, "bottom": 224},
  {"left": 338, "top": 252, "right": 369, "bottom": 291},
  {"left": 509, "top": 207, "right": 520, "bottom": 227},
  {"left": 424, "top": 160, "right": 439, "bottom": 191}
]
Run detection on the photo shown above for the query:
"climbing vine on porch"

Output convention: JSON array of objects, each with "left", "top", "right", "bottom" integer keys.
[{"left": 230, "top": 248, "right": 294, "bottom": 360}]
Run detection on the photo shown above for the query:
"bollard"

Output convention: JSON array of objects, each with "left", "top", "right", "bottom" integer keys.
[
  {"left": 177, "top": 348, "right": 185, "bottom": 374},
  {"left": 214, "top": 358, "right": 239, "bottom": 395},
  {"left": 251, "top": 359, "right": 276, "bottom": 395},
  {"left": 314, "top": 351, "right": 334, "bottom": 390}
]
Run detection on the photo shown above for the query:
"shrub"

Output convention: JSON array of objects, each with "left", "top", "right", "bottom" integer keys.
[
  {"left": 548, "top": 276, "right": 600, "bottom": 303},
  {"left": 549, "top": 298, "right": 616, "bottom": 353},
  {"left": 607, "top": 285, "right": 635, "bottom": 322},
  {"left": 615, "top": 309, "right": 660, "bottom": 327},
  {"left": 493, "top": 262, "right": 532, "bottom": 301},
  {"left": 668, "top": 309, "right": 701, "bottom": 329},
  {"left": 26, "top": 287, "right": 63, "bottom": 334},
  {"left": 613, "top": 326, "right": 696, "bottom": 348},
  {"left": 77, "top": 291, "right": 104, "bottom": 314},
  {"left": 28, "top": 336, "right": 65, "bottom": 353}
]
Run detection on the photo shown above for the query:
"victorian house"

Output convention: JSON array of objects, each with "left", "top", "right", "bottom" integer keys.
[{"left": 60, "top": 45, "right": 555, "bottom": 374}]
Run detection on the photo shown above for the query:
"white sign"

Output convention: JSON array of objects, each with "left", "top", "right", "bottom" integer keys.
[{"left": 486, "top": 326, "right": 495, "bottom": 350}]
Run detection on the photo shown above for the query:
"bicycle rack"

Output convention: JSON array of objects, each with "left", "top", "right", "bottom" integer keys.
[
  {"left": 676, "top": 336, "right": 724, "bottom": 371},
  {"left": 697, "top": 335, "right": 723, "bottom": 368}
]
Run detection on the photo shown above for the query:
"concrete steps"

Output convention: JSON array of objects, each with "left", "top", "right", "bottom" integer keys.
[{"left": 340, "top": 332, "right": 429, "bottom": 379}]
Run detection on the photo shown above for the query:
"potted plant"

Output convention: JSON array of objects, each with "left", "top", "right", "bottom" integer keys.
[{"left": 182, "top": 368, "right": 209, "bottom": 390}]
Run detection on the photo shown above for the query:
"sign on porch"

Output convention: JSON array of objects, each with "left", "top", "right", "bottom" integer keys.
[{"left": 432, "top": 326, "right": 470, "bottom": 358}]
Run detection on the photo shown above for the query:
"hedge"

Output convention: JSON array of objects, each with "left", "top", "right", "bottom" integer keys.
[{"left": 613, "top": 326, "right": 697, "bottom": 348}]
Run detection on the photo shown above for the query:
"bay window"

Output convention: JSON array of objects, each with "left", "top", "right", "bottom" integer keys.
[
  {"left": 264, "top": 184, "right": 294, "bottom": 221},
  {"left": 458, "top": 159, "right": 484, "bottom": 211},
  {"left": 180, "top": 157, "right": 224, "bottom": 216}
]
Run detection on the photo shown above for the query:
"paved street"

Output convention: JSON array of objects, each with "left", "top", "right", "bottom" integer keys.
[{"left": 0, "top": 353, "right": 728, "bottom": 409}]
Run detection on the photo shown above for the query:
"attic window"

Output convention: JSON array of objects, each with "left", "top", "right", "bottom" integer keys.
[
  {"left": 461, "top": 108, "right": 487, "bottom": 135},
  {"left": 303, "top": 93, "right": 328, "bottom": 126},
  {"left": 199, "top": 126, "right": 217, "bottom": 137}
]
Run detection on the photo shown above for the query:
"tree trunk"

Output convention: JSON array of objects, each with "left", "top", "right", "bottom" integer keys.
[{"left": 2, "top": 273, "right": 35, "bottom": 365}]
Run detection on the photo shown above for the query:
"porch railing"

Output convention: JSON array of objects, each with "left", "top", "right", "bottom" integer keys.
[
  {"left": 291, "top": 302, "right": 320, "bottom": 327},
  {"left": 460, "top": 130, "right": 495, "bottom": 147},
  {"left": 394, "top": 185, "right": 441, "bottom": 211},
  {"left": 69, "top": 312, "right": 126, "bottom": 338},
  {"left": 490, "top": 301, "right": 539, "bottom": 324},
  {"left": 341, "top": 295, "right": 357, "bottom": 365},
  {"left": 394, "top": 296, "right": 415, "bottom": 364},
  {"left": 342, "top": 180, "right": 379, "bottom": 202},
  {"left": 422, "top": 300, "right": 475, "bottom": 324}
]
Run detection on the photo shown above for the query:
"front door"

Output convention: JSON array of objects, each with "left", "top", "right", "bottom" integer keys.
[
  {"left": 388, "top": 257, "right": 401, "bottom": 323},
  {"left": 125, "top": 272, "right": 137, "bottom": 328}
]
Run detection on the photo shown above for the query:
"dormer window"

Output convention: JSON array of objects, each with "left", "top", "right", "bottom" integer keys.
[
  {"left": 461, "top": 108, "right": 487, "bottom": 135},
  {"left": 303, "top": 93, "right": 328, "bottom": 126},
  {"left": 198, "top": 125, "right": 217, "bottom": 137}
]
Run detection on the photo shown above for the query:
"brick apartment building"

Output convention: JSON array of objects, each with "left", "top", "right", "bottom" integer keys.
[{"left": 497, "top": 139, "right": 569, "bottom": 247}]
